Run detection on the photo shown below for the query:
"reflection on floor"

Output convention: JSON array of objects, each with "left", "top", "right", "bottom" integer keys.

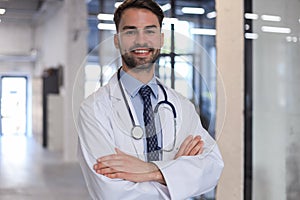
[{"left": 0, "top": 136, "right": 90, "bottom": 200}]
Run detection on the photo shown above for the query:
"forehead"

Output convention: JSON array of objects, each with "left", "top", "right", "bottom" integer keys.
[{"left": 118, "top": 8, "right": 160, "bottom": 30}]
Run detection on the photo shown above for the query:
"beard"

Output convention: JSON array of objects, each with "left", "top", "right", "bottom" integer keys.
[{"left": 121, "top": 45, "right": 161, "bottom": 71}]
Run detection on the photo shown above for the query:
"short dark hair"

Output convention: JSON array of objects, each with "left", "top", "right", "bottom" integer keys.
[{"left": 114, "top": 0, "right": 164, "bottom": 32}]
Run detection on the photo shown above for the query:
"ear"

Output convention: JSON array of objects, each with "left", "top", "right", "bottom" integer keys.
[
  {"left": 160, "top": 32, "right": 164, "bottom": 48},
  {"left": 114, "top": 33, "right": 120, "bottom": 49}
]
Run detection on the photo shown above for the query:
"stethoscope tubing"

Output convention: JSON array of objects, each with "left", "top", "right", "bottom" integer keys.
[{"left": 117, "top": 67, "right": 177, "bottom": 152}]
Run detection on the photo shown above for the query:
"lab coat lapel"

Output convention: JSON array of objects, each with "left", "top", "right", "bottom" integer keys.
[{"left": 108, "top": 74, "right": 145, "bottom": 160}]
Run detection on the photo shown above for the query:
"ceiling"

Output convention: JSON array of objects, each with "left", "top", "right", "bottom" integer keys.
[
  {"left": 0, "top": 0, "right": 44, "bottom": 23},
  {"left": 0, "top": 0, "right": 64, "bottom": 24},
  {"left": 87, "top": 0, "right": 216, "bottom": 31},
  {"left": 0, "top": 0, "right": 215, "bottom": 25},
  {"left": 87, "top": 0, "right": 215, "bottom": 18}
]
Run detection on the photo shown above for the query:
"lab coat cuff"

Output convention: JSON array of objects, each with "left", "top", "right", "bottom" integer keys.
[{"left": 152, "top": 160, "right": 176, "bottom": 172}]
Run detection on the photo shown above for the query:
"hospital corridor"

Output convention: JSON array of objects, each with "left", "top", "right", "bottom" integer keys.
[
  {"left": 0, "top": 136, "right": 89, "bottom": 199},
  {"left": 0, "top": 0, "right": 299, "bottom": 200}
]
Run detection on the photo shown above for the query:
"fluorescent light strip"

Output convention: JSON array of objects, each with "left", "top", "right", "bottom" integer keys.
[
  {"left": 163, "top": 17, "right": 178, "bottom": 24},
  {"left": 97, "top": 13, "right": 114, "bottom": 21},
  {"left": 298, "top": 19, "right": 300, "bottom": 23},
  {"left": 245, "top": 33, "right": 258, "bottom": 39},
  {"left": 160, "top": 3, "right": 171, "bottom": 12},
  {"left": 181, "top": 7, "right": 205, "bottom": 15},
  {"left": 261, "top": 26, "right": 291, "bottom": 34},
  {"left": 261, "top": 15, "right": 281, "bottom": 22},
  {"left": 191, "top": 28, "right": 216, "bottom": 36},
  {"left": 0, "top": 8, "right": 6, "bottom": 15},
  {"left": 245, "top": 13, "right": 258, "bottom": 20},
  {"left": 97, "top": 23, "right": 116, "bottom": 31},
  {"left": 207, "top": 11, "right": 216, "bottom": 19}
]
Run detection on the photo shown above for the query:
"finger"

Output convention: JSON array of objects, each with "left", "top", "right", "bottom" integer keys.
[
  {"left": 198, "top": 140, "right": 204, "bottom": 154},
  {"left": 185, "top": 136, "right": 201, "bottom": 155},
  {"left": 106, "top": 172, "right": 146, "bottom": 183},
  {"left": 190, "top": 139, "right": 204, "bottom": 156},
  {"left": 189, "top": 143, "right": 201, "bottom": 156},
  {"left": 189, "top": 139, "right": 204, "bottom": 155},
  {"left": 115, "top": 148, "right": 127, "bottom": 156},
  {"left": 176, "top": 135, "right": 193, "bottom": 156},
  {"left": 97, "top": 154, "right": 119, "bottom": 162},
  {"left": 94, "top": 162, "right": 108, "bottom": 170},
  {"left": 105, "top": 172, "right": 126, "bottom": 180},
  {"left": 96, "top": 167, "right": 119, "bottom": 175}
]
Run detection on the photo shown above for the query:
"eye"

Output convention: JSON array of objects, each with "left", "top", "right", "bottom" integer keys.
[
  {"left": 124, "top": 30, "right": 137, "bottom": 36},
  {"left": 144, "top": 29, "right": 157, "bottom": 35}
]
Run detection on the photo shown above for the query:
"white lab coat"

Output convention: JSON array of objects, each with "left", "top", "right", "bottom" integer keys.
[{"left": 77, "top": 72, "right": 224, "bottom": 200}]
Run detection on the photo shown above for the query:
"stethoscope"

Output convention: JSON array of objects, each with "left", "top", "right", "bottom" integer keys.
[{"left": 117, "top": 67, "right": 177, "bottom": 152}]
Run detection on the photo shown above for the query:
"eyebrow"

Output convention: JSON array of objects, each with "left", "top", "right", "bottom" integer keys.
[{"left": 121, "top": 25, "right": 158, "bottom": 31}]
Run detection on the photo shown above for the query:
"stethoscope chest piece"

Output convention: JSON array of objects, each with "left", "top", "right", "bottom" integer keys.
[{"left": 131, "top": 126, "right": 144, "bottom": 140}]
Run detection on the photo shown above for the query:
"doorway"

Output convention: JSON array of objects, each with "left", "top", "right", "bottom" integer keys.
[{"left": 0, "top": 76, "right": 27, "bottom": 136}]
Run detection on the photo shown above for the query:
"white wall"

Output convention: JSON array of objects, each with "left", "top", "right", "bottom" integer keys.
[
  {"left": 63, "top": 0, "right": 87, "bottom": 162},
  {"left": 32, "top": 0, "right": 67, "bottom": 149},
  {"left": 34, "top": 0, "right": 87, "bottom": 161},
  {"left": 0, "top": 23, "right": 33, "bottom": 55},
  {"left": 34, "top": 1, "right": 67, "bottom": 76},
  {"left": 0, "top": 22, "right": 34, "bottom": 72}
]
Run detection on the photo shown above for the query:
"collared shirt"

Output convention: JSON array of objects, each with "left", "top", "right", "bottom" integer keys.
[{"left": 119, "top": 68, "right": 162, "bottom": 159}]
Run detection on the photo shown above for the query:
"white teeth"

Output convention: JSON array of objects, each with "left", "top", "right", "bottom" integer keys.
[{"left": 134, "top": 50, "right": 149, "bottom": 54}]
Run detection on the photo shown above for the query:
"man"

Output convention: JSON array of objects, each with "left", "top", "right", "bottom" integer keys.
[{"left": 77, "top": 0, "right": 224, "bottom": 199}]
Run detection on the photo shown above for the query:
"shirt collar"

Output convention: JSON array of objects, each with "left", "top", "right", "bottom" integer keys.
[{"left": 119, "top": 68, "right": 158, "bottom": 99}]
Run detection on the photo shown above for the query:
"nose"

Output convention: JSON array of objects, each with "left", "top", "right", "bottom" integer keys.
[{"left": 135, "top": 30, "right": 146, "bottom": 45}]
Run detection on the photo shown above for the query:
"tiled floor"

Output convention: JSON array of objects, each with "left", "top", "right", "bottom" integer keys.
[{"left": 0, "top": 136, "right": 90, "bottom": 200}]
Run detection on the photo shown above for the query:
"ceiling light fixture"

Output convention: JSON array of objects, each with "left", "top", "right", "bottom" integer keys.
[
  {"left": 292, "top": 37, "right": 298, "bottom": 42},
  {"left": 97, "top": 23, "right": 116, "bottom": 31},
  {"left": 245, "top": 33, "right": 259, "bottom": 39},
  {"left": 245, "top": 13, "right": 259, "bottom": 20},
  {"left": 286, "top": 36, "right": 292, "bottom": 42},
  {"left": 115, "top": 2, "right": 122, "bottom": 8},
  {"left": 163, "top": 17, "right": 178, "bottom": 24},
  {"left": 191, "top": 28, "right": 216, "bottom": 36},
  {"left": 261, "top": 15, "right": 281, "bottom": 22},
  {"left": 207, "top": 11, "right": 216, "bottom": 19},
  {"left": 97, "top": 13, "right": 114, "bottom": 21},
  {"left": 181, "top": 7, "right": 205, "bottom": 15},
  {"left": 261, "top": 26, "right": 291, "bottom": 34},
  {"left": 160, "top": 3, "right": 171, "bottom": 12},
  {"left": 0, "top": 8, "right": 6, "bottom": 15}
]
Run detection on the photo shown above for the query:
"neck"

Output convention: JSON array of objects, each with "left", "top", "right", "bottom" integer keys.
[{"left": 122, "top": 64, "right": 155, "bottom": 84}]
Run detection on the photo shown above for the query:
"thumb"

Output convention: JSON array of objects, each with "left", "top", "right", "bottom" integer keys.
[{"left": 115, "top": 148, "right": 126, "bottom": 155}]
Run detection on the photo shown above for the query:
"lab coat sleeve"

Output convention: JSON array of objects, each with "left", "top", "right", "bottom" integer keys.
[
  {"left": 77, "top": 95, "right": 171, "bottom": 200},
  {"left": 152, "top": 101, "right": 224, "bottom": 200}
]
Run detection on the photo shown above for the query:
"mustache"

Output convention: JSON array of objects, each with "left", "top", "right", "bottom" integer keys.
[{"left": 129, "top": 44, "right": 155, "bottom": 51}]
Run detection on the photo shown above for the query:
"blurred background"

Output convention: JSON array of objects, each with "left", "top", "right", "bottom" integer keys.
[{"left": 0, "top": 0, "right": 299, "bottom": 199}]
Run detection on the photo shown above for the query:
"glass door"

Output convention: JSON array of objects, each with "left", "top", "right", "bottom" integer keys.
[
  {"left": 0, "top": 76, "right": 27, "bottom": 136},
  {"left": 245, "top": 0, "right": 300, "bottom": 199}
]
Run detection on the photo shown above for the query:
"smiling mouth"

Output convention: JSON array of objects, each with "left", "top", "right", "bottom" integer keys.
[{"left": 131, "top": 48, "right": 154, "bottom": 55}]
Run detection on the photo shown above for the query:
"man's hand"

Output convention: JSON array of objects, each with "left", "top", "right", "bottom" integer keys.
[
  {"left": 94, "top": 135, "right": 203, "bottom": 183},
  {"left": 174, "top": 135, "right": 204, "bottom": 159},
  {"left": 94, "top": 148, "right": 165, "bottom": 184}
]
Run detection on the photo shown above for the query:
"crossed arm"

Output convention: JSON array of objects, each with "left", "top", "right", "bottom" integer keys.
[{"left": 93, "top": 135, "right": 204, "bottom": 184}]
